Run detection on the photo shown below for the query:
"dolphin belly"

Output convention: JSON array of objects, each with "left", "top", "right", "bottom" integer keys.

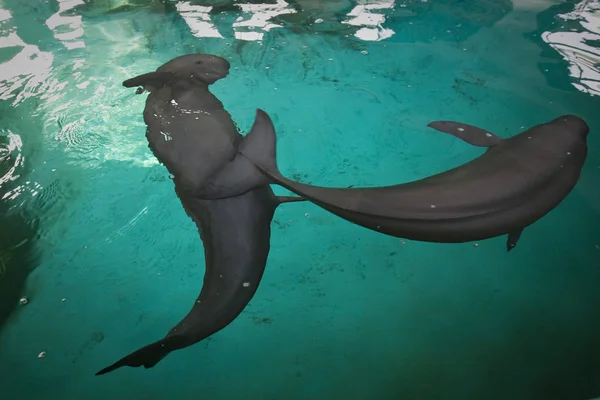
[{"left": 310, "top": 160, "right": 583, "bottom": 243}]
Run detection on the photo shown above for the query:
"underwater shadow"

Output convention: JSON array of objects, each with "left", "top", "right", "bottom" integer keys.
[{"left": 0, "top": 135, "right": 41, "bottom": 332}]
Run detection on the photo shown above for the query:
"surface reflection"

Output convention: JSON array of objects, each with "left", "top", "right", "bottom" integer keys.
[
  {"left": 541, "top": 0, "right": 600, "bottom": 96},
  {"left": 0, "top": 129, "right": 40, "bottom": 332}
]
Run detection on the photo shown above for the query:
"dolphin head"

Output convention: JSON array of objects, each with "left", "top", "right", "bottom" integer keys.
[
  {"left": 553, "top": 115, "right": 590, "bottom": 140},
  {"left": 156, "top": 53, "right": 231, "bottom": 85},
  {"left": 123, "top": 53, "right": 231, "bottom": 92}
]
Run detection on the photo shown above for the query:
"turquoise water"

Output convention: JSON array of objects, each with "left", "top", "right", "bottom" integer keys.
[{"left": 1, "top": 0, "right": 600, "bottom": 398}]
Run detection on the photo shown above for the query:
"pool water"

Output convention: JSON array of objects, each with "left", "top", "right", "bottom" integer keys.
[{"left": 1, "top": 0, "right": 600, "bottom": 399}]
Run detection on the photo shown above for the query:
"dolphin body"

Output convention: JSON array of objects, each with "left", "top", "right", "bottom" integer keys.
[
  {"left": 95, "top": 54, "right": 302, "bottom": 375},
  {"left": 233, "top": 111, "right": 590, "bottom": 251},
  {"left": 194, "top": 102, "right": 589, "bottom": 251}
]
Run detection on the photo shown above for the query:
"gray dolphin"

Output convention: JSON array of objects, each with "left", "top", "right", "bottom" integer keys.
[
  {"left": 95, "top": 54, "right": 303, "bottom": 375},
  {"left": 234, "top": 110, "right": 589, "bottom": 251}
]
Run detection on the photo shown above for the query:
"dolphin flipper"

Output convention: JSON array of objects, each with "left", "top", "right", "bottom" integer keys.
[
  {"left": 427, "top": 120, "right": 503, "bottom": 147},
  {"left": 506, "top": 229, "right": 523, "bottom": 252},
  {"left": 123, "top": 71, "right": 176, "bottom": 90},
  {"left": 278, "top": 196, "right": 306, "bottom": 204}
]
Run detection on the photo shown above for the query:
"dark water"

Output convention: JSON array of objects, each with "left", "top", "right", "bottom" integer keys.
[{"left": 1, "top": 0, "right": 599, "bottom": 399}]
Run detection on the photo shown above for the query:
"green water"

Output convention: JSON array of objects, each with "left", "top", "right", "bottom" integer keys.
[{"left": 1, "top": 0, "right": 599, "bottom": 399}]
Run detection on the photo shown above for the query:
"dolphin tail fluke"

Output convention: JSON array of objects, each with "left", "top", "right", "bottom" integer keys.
[
  {"left": 239, "top": 109, "right": 286, "bottom": 181},
  {"left": 95, "top": 337, "right": 174, "bottom": 376}
]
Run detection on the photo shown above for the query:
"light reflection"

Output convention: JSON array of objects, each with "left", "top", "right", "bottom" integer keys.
[
  {"left": 232, "top": 0, "right": 297, "bottom": 41},
  {"left": 0, "top": 8, "right": 11, "bottom": 22},
  {"left": 0, "top": 130, "right": 23, "bottom": 188},
  {"left": 45, "top": 0, "right": 86, "bottom": 50},
  {"left": 342, "top": 0, "right": 395, "bottom": 41},
  {"left": 175, "top": 1, "right": 223, "bottom": 39},
  {"left": 542, "top": 0, "right": 600, "bottom": 96},
  {"left": 0, "top": 31, "right": 55, "bottom": 104}
]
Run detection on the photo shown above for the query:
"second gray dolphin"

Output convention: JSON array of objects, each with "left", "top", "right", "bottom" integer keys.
[{"left": 202, "top": 109, "right": 589, "bottom": 251}]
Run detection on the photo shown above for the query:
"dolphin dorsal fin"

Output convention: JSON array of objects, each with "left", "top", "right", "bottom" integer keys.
[{"left": 427, "top": 120, "right": 503, "bottom": 147}]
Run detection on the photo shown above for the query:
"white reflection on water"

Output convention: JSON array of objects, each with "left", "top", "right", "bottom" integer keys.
[
  {"left": 45, "top": 0, "right": 86, "bottom": 50},
  {"left": 542, "top": 0, "right": 600, "bottom": 96},
  {"left": 0, "top": 9, "right": 55, "bottom": 104},
  {"left": 0, "top": 130, "right": 24, "bottom": 189},
  {"left": 175, "top": 1, "right": 223, "bottom": 39},
  {"left": 232, "top": 0, "right": 296, "bottom": 41},
  {"left": 342, "top": 0, "right": 395, "bottom": 41}
]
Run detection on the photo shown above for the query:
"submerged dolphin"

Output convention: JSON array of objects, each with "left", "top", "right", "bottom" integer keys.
[
  {"left": 203, "top": 109, "right": 589, "bottom": 251},
  {"left": 96, "top": 54, "right": 303, "bottom": 375},
  {"left": 239, "top": 111, "right": 590, "bottom": 250}
]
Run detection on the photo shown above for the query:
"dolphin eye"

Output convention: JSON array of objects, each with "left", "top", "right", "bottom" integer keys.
[{"left": 195, "top": 61, "right": 203, "bottom": 65}]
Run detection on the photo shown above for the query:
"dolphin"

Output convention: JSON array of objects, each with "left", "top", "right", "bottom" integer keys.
[
  {"left": 197, "top": 107, "right": 588, "bottom": 251},
  {"left": 132, "top": 55, "right": 589, "bottom": 252},
  {"left": 95, "top": 54, "right": 303, "bottom": 375},
  {"left": 233, "top": 110, "right": 589, "bottom": 251}
]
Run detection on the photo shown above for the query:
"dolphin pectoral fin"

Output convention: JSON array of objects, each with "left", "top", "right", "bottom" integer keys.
[
  {"left": 277, "top": 196, "right": 306, "bottom": 204},
  {"left": 427, "top": 121, "right": 503, "bottom": 147},
  {"left": 123, "top": 71, "right": 175, "bottom": 90},
  {"left": 506, "top": 229, "right": 523, "bottom": 252}
]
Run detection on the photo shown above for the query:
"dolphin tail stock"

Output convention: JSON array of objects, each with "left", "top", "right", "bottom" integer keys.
[
  {"left": 95, "top": 336, "right": 177, "bottom": 376},
  {"left": 238, "top": 109, "right": 371, "bottom": 212}
]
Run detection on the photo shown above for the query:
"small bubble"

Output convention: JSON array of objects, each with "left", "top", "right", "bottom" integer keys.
[
  {"left": 305, "top": 213, "right": 310, "bottom": 217},
  {"left": 361, "top": 50, "right": 368, "bottom": 55},
  {"left": 457, "top": 127, "right": 464, "bottom": 132},
  {"left": 485, "top": 132, "right": 492, "bottom": 137},
  {"left": 38, "top": 352, "right": 46, "bottom": 359},
  {"left": 315, "top": 18, "right": 323, "bottom": 23},
  {"left": 61, "top": 298, "right": 66, "bottom": 302},
  {"left": 328, "top": 58, "right": 333, "bottom": 61},
  {"left": 20, "top": 297, "right": 28, "bottom": 305},
  {"left": 473, "top": 243, "right": 479, "bottom": 247},
  {"left": 265, "top": 66, "right": 270, "bottom": 69},
  {"left": 243, "top": 282, "right": 250, "bottom": 287},
  {"left": 401, "top": 241, "right": 406, "bottom": 245},
  {"left": 430, "top": 204, "right": 436, "bottom": 208},
  {"left": 567, "top": 152, "right": 571, "bottom": 155}
]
